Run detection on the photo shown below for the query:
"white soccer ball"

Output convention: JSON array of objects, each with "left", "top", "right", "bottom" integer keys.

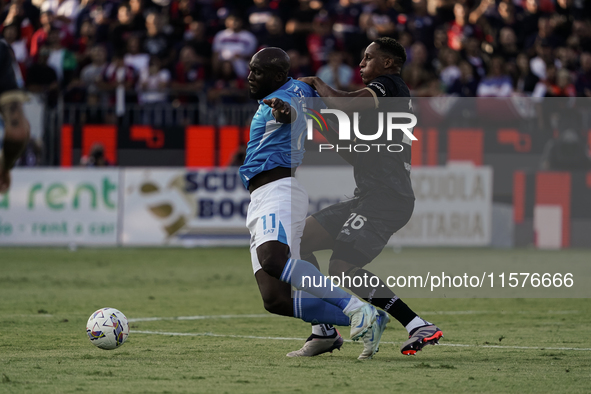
[{"left": 86, "top": 308, "right": 130, "bottom": 350}]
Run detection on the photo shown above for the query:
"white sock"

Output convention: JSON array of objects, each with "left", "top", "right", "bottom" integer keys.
[
  {"left": 311, "top": 324, "right": 336, "bottom": 337},
  {"left": 405, "top": 316, "right": 431, "bottom": 334},
  {"left": 342, "top": 297, "right": 364, "bottom": 315}
]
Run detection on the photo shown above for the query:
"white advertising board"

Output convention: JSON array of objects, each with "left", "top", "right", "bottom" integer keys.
[
  {"left": 0, "top": 169, "right": 119, "bottom": 245},
  {"left": 121, "top": 168, "right": 250, "bottom": 246},
  {"left": 391, "top": 165, "right": 493, "bottom": 246},
  {"left": 300, "top": 165, "right": 492, "bottom": 247},
  {"left": 0, "top": 166, "right": 491, "bottom": 247}
]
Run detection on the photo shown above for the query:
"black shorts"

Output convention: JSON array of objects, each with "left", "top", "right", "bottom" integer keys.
[{"left": 312, "top": 191, "right": 414, "bottom": 267}]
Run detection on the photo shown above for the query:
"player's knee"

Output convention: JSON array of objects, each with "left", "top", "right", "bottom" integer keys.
[
  {"left": 262, "top": 296, "right": 291, "bottom": 316},
  {"left": 257, "top": 242, "right": 290, "bottom": 279}
]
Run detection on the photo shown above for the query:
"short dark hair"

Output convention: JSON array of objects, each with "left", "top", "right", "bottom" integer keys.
[{"left": 373, "top": 37, "right": 407, "bottom": 67}]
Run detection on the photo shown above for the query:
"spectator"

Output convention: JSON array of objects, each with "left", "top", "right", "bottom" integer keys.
[
  {"left": 81, "top": 0, "right": 116, "bottom": 44},
  {"left": 3, "top": 0, "right": 591, "bottom": 104},
  {"left": 438, "top": 47, "right": 461, "bottom": 91},
  {"left": 109, "top": 4, "right": 135, "bottom": 53},
  {"left": 124, "top": 35, "right": 149, "bottom": 75},
  {"left": 46, "top": 27, "right": 77, "bottom": 85},
  {"left": 496, "top": 27, "right": 519, "bottom": 63},
  {"left": 496, "top": 0, "right": 518, "bottom": 32},
  {"left": 285, "top": 0, "right": 319, "bottom": 53},
  {"left": 359, "top": 0, "right": 396, "bottom": 41},
  {"left": 477, "top": 56, "right": 513, "bottom": 97},
  {"left": 572, "top": 19, "right": 591, "bottom": 53},
  {"left": 544, "top": 66, "right": 576, "bottom": 97},
  {"left": 287, "top": 49, "right": 312, "bottom": 79},
  {"left": 25, "top": 46, "right": 59, "bottom": 105},
  {"left": 182, "top": 21, "right": 212, "bottom": 68},
  {"left": 80, "top": 44, "right": 108, "bottom": 94},
  {"left": 575, "top": 52, "right": 591, "bottom": 97},
  {"left": 448, "top": 60, "right": 478, "bottom": 96},
  {"left": 81, "top": 143, "right": 111, "bottom": 166},
  {"left": 462, "top": 36, "right": 487, "bottom": 81},
  {"left": 530, "top": 39, "right": 555, "bottom": 80},
  {"left": 40, "top": 0, "right": 80, "bottom": 33},
  {"left": 447, "top": 2, "right": 480, "bottom": 51},
  {"left": 516, "top": 0, "right": 542, "bottom": 46},
  {"left": 306, "top": 12, "right": 341, "bottom": 73},
  {"left": 29, "top": 10, "right": 54, "bottom": 55},
  {"left": 515, "top": 52, "right": 540, "bottom": 96},
  {"left": 100, "top": 51, "right": 137, "bottom": 104},
  {"left": 525, "top": 16, "right": 560, "bottom": 50},
  {"left": 555, "top": 46, "right": 578, "bottom": 72},
  {"left": 258, "top": 15, "right": 295, "bottom": 52},
  {"left": 143, "top": 12, "right": 172, "bottom": 61},
  {"left": 2, "top": 24, "right": 28, "bottom": 65},
  {"left": 169, "top": 0, "right": 199, "bottom": 41},
  {"left": 328, "top": 0, "right": 364, "bottom": 55},
  {"left": 540, "top": 129, "right": 591, "bottom": 171},
  {"left": 0, "top": 0, "right": 40, "bottom": 30},
  {"left": 74, "top": 18, "right": 96, "bottom": 61},
  {"left": 212, "top": 14, "right": 257, "bottom": 79},
  {"left": 316, "top": 50, "right": 354, "bottom": 90},
  {"left": 172, "top": 45, "right": 205, "bottom": 103},
  {"left": 403, "top": 41, "right": 433, "bottom": 88},
  {"left": 138, "top": 56, "right": 170, "bottom": 104},
  {"left": 129, "top": 0, "right": 146, "bottom": 32},
  {"left": 407, "top": 41, "right": 431, "bottom": 71},
  {"left": 246, "top": 0, "right": 279, "bottom": 38},
  {"left": 207, "top": 60, "right": 247, "bottom": 105},
  {"left": 1, "top": 1, "right": 35, "bottom": 45},
  {"left": 406, "top": 0, "right": 435, "bottom": 48},
  {"left": 5, "top": 43, "right": 25, "bottom": 87}
]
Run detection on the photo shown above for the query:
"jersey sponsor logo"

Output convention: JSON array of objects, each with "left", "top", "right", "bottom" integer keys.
[{"left": 368, "top": 82, "right": 386, "bottom": 96}]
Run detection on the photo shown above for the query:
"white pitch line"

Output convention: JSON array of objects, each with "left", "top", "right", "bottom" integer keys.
[
  {"left": 129, "top": 314, "right": 271, "bottom": 322},
  {"left": 132, "top": 330, "right": 591, "bottom": 352},
  {"left": 129, "top": 310, "right": 580, "bottom": 322}
]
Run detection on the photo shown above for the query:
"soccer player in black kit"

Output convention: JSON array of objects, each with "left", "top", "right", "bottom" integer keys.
[
  {"left": 0, "top": 39, "right": 30, "bottom": 193},
  {"left": 295, "top": 37, "right": 443, "bottom": 357}
]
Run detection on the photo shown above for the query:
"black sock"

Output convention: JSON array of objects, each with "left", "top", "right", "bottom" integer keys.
[{"left": 344, "top": 267, "right": 417, "bottom": 327}]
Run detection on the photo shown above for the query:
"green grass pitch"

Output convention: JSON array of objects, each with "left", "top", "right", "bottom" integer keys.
[{"left": 1, "top": 247, "right": 590, "bottom": 393}]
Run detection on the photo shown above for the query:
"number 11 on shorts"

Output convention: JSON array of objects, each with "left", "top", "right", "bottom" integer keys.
[{"left": 262, "top": 213, "right": 276, "bottom": 234}]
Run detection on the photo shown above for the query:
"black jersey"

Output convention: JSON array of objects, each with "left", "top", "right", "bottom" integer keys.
[
  {"left": 0, "top": 40, "right": 25, "bottom": 106},
  {"left": 354, "top": 73, "right": 414, "bottom": 199}
]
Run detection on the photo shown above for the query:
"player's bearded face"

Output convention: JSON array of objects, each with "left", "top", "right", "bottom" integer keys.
[{"left": 247, "top": 62, "right": 277, "bottom": 100}]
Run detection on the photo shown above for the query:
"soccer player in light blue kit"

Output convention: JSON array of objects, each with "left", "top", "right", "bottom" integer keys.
[{"left": 240, "top": 47, "right": 388, "bottom": 359}]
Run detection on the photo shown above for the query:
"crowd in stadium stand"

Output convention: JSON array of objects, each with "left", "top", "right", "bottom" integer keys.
[{"left": 2, "top": 0, "right": 591, "bottom": 107}]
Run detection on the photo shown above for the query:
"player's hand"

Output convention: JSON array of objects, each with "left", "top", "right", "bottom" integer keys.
[
  {"left": 263, "top": 98, "right": 291, "bottom": 116},
  {"left": 298, "top": 77, "right": 317, "bottom": 88}
]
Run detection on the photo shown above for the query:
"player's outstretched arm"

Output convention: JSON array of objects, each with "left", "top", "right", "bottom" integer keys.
[
  {"left": 0, "top": 100, "right": 30, "bottom": 193},
  {"left": 298, "top": 76, "right": 375, "bottom": 113},
  {"left": 263, "top": 98, "right": 294, "bottom": 124}
]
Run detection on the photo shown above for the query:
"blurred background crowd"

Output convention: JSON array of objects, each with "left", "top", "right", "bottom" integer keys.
[{"left": 2, "top": 0, "right": 591, "bottom": 107}]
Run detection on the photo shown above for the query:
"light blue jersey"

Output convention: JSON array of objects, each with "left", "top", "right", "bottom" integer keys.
[{"left": 239, "top": 78, "right": 318, "bottom": 189}]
